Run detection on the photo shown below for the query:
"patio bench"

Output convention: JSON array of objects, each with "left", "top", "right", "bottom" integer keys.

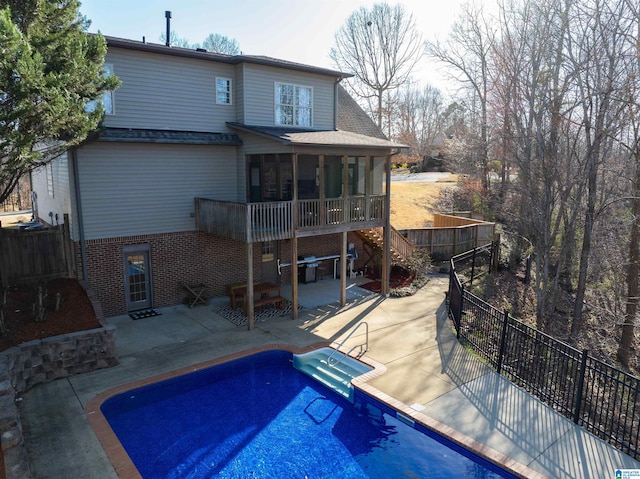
[{"left": 253, "top": 295, "right": 284, "bottom": 310}]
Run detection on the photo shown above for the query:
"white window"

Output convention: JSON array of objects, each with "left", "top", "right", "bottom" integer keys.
[
  {"left": 275, "top": 83, "right": 312, "bottom": 127},
  {"left": 216, "top": 77, "right": 232, "bottom": 104},
  {"left": 46, "top": 162, "right": 54, "bottom": 198},
  {"left": 86, "top": 64, "right": 114, "bottom": 115}
]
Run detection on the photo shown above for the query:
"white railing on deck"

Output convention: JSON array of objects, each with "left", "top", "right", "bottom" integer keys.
[
  {"left": 196, "top": 195, "right": 387, "bottom": 242},
  {"left": 299, "top": 195, "right": 386, "bottom": 228}
]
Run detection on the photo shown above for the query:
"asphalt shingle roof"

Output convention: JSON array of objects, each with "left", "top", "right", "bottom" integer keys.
[
  {"left": 226, "top": 123, "right": 402, "bottom": 149},
  {"left": 95, "top": 128, "right": 242, "bottom": 145}
]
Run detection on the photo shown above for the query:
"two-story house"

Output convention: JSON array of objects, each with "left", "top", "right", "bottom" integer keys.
[{"left": 31, "top": 36, "right": 403, "bottom": 327}]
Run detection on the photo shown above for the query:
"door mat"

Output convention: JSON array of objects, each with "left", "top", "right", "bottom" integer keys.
[
  {"left": 129, "top": 309, "right": 161, "bottom": 320},
  {"left": 215, "top": 299, "right": 303, "bottom": 326}
]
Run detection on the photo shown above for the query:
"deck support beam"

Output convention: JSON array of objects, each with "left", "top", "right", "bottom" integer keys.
[
  {"left": 340, "top": 231, "right": 347, "bottom": 306},
  {"left": 382, "top": 154, "right": 392, "bottom": 296},
  {"left": 292, "top": 153, "right": 299, "bottom": 320},
  {"left": 246, "top": 242, "right": 255, "bottom": 330}
]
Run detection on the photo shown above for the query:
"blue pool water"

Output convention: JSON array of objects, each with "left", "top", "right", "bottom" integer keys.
[{"left": 101, "top": 350, "right": 517, "bottom": 478}]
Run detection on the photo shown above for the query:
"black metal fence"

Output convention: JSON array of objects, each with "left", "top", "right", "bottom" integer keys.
[{"left": 448, "top": 248, "right": 640, "bottom": 460}]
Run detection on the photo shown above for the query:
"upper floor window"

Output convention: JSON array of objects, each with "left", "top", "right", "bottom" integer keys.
[
  {"left": 216, "top": 77, "right": 232, "bottom": 104},
  {"left": 275, "top": 83, "right": 312, "bottom": 127},
  {"left": 86, "top": 64, "right": 114, "bottom": 115}
]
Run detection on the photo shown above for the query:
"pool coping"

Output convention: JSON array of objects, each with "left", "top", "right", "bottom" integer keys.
[{"left": 85, "top": 342, "right": 548, "bottom": 479}]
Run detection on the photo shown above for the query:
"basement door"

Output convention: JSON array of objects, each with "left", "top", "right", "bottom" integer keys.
[{"left": 123, "top": 245, "right": 153, "bottom": 311}]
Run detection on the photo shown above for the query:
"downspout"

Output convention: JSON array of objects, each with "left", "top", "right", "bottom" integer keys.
[{"left": 72, "top": 149, "right": 88, "bottom": 282}]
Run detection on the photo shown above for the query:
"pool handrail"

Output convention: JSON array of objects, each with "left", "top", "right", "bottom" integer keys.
[{"left": 327, "top": 321, "right": 369, "bottom": 368}]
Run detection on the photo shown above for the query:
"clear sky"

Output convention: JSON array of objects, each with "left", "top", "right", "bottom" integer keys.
[{"left": 78, "top": 0, "right": 470, "bottom": 92}]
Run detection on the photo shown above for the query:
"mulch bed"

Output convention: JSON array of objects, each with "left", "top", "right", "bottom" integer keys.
[
  {"left": 0, "top": 278, "right": 100, "bottom": 352},
  {"left": 360, "top": 266, "right": 417, "bottom": 293}
]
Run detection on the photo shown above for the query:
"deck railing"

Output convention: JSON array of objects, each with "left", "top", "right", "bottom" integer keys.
[
  {"left": 196, "top": 195, "right": 386, "bottom": 242},
  {"left": 390, "top": 226, "right": 415, "bottom": 261}
]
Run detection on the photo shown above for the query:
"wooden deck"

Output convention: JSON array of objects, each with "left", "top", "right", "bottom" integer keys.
[{"left": 195, "top": 196, "right": 387, "bottom": 243}]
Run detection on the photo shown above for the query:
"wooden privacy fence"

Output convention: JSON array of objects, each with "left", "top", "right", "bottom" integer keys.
[
  {"left": 0, "top": 214, "right": 75, "bottom": 285},
  {"left": 400, "top": 214, "right": 496, "bottom": 260}
]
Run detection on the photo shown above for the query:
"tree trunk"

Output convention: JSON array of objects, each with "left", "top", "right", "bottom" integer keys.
[
  {"left": 571, "top": 161, "right": 597, "bottom": 335},
  {"left": 618, "top": 148, "right": 640, "bottom": 367}
]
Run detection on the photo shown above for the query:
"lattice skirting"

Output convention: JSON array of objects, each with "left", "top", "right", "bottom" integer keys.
[{"left": 215, "top": 299, "right": 303, "bottom": 326}]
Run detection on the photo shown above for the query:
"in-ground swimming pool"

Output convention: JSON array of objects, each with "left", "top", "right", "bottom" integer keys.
[{"left": 99, "top": 349, "right": 520, "bottom": 478}]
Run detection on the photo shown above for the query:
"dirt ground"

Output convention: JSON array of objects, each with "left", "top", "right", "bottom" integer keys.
[
  {"left": 0, "top": 278, "right": 101, "bottom": 352},
  {"left": 389, "top": 172, "right": 459, "bottom": 229}
]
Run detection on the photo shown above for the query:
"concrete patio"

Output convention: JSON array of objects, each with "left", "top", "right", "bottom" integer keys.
[{"left": 16, "top": 275, "right": 640, "bottom": 478}]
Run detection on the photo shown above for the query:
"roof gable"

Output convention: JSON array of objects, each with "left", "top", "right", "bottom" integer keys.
[{"left": 337, "top": 85, "right": 388, "bottom": 141}]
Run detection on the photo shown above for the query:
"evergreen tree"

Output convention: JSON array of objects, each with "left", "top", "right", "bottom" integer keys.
[{"left": 0, "top": 0, "right": 119, "bottom": 204}]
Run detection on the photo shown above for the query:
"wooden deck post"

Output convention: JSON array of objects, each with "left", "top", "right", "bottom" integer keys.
[
  {"left": 340, "top": 231, "right": 347, "bottom": 306},
  {"left": 292, "top": 153, "right": 299, "bottom": 320},
  {"left": 382, "top": 154, "right": 392, "bottom": 296},
  {"left": 292, "top": 237, "right": 298, "bottom": 319},
  {"left": 246, "top": 242, "right": 255, "bottom": 330}
]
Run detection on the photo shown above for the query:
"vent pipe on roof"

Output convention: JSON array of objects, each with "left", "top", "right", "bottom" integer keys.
[{"left": 165, "top": 11, "right": 172, "bottom": 47}]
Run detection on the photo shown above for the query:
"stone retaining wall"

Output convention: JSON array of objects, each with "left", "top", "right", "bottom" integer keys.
[{"left": 0, "top": 281, "right": 118, "bottom": 479}]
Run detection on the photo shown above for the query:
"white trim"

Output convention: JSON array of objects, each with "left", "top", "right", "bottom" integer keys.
[
  {"left": 215, "top": 76, "right": 232, "bottom": 105},
  {"left": 274, "top": 81, "right": 313, "bottom": 127}
]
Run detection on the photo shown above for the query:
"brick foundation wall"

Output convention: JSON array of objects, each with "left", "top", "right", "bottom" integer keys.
[
  {"left": 80, "top": 232, "right": 260, "bottom": 317},
  {"left": 77, "top": 231, "right": 371, "bottom": 318}
]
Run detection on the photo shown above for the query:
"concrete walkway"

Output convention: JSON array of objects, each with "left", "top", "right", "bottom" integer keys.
[{"left": 17, "top": 275, "right": 640, "bottom": 478}]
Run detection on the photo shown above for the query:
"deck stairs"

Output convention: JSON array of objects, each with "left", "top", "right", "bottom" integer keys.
[{"left": 356, "top": 226, "right": 414, "bottom": 268}]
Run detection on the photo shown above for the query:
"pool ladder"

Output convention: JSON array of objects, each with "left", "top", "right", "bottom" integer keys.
[{"left": 327, "top": 321, "right": 369, "bottom": 368}]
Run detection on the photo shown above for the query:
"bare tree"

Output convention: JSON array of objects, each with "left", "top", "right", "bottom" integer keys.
[
  {"left": 159, "top": 30, "right": 191, "bottom": 48},
  {"left": 425, "top": 2, "right": 495, "bottom": 189},
  {"left": 392, "top": 85, "right": 444, "bottom": 160},
  {"left": 492, "top": 0, "right": 578, "bottom": 328},
  {"left": 617, "top": 0, "right": 640, "bottom": 368},
  {"left": 569, "top": 0, "right": 631, "bottom": 335},
  {"left": 200, "top": 34, "right": 240, "bottom": 55},
  {"left": 330, "top": 2, "right": 423, "bottom": 129},
  {"left": 160, "top": 32, "right": 240, "bottom": 54}
]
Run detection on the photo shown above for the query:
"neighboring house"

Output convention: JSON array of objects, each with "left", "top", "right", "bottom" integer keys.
[{"left": 31, "top": 36, "right": 404, "bottom": 324}]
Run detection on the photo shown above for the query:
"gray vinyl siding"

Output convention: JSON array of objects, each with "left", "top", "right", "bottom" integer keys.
[
  {"left": 235, "top": 64, "right": 244, "bottom": 125},
  {"left": 30, "top": 152, "right": 72, "bottom": 226},
  {"left": 76, "top": 143, "right": 239, "bottom": 240},
  {"left": 104, "top": 48, "right": 236, "bottom": 132},
  {"left": 242, "top": 64, "right": 336, "bottom": 129}
]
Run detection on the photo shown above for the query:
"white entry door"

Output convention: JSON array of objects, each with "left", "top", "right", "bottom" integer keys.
[{"left": 124, "top": 246, "right": 152, "bottom": 311}]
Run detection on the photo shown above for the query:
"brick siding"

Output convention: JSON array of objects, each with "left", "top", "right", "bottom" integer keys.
[
  {"left": 78, "top": 232, "right": 254, "bottom": 317},
  {"left": 76, "top": 231, "right": 369, "bottom": 317}
]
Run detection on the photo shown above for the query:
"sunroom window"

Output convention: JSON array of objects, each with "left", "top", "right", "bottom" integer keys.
[{"left": 275, "top": 83, "right": 312, "bottom": 127}]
